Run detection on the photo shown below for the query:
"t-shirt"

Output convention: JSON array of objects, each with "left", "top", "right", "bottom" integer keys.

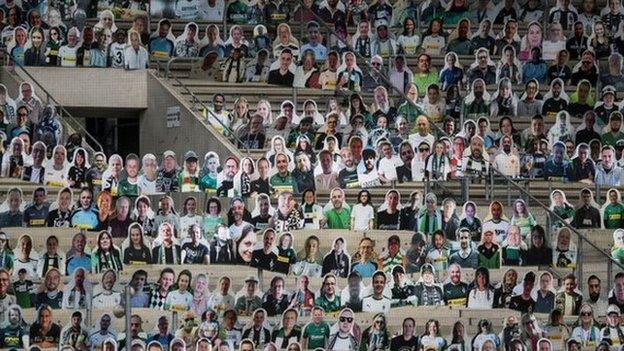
[
  {"left": 351, "top": 204, "right": 374, "bottom": 231},
  {"left": 13, "top": 280, "right": 33, "bottom": 308},
  {"left": 604, "top": 203, "right": 624, "bottom": 228},
  {"left": 165, "top": 290, "right": 193, "bottom": 312},
  {"left": 390, "top": 336, "right": 419, "bottom": 351},
  {"left": 377, "top": 210, "right": 400, "bottom": 230},
  {"left": 181, "top": 242, "right": 209, "bottom": 264},
  {"left": 109, "top": 42, "right": 125, "bottom": 68},
  {"left": 482, "top": 219, "right": 510, "bottom": 243},
  {"left": 362, "top": 296, "right": 392, "bottom": 313},
  {"left": 23, "top": 204, "right": 49, "bottom": 227},
  {"left": 29, "top": 322, "right": 60, "bottom": 347},
  {"left": 324, "top": 208, "right": 351, "bottom": 229},
  {"left": 302, "top": 321, "right": 330, "bottom": 349},
  {"left": 58, "top": 45, "right": 78, "bottom": 67},
  {"left": 0, "top": 325, "right": 26, "bottom": 348},
  {"left": 46, "top": 209, "right": 71, "bottom": 227}
]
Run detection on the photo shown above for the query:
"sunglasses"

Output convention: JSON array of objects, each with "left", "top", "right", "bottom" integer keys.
[
  {"left": 419, "top": 148, "right": 430, "bottom": 152},
  {"left": 339, "top": 317, "right": 353, "bottom": 323}
]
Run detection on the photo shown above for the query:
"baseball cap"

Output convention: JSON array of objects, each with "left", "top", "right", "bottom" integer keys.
[
  {"left": 163, "top": 150, "right": 175, "bottom": 159},
  {"left": 184, "top": 150, "right": 198, "bottom": 161},
  {"left": 608, "top": 304, "right": 621, "bottom": 316}
]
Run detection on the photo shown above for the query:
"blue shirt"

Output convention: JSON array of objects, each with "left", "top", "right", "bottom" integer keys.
[
  {"left": 66, "top": 254, "right": 91, "bottom": 275},
  {"left": 439, "top": 67, "right": 464, "bottom": 90},
  {"left": 522, "top": 62, "right": 548, "bottom": 84},
  {"left": 148, "top": 37, "right": 174, "bottom": 59},
  {"left": 300, "top": 43, "right": 328, "bottom": 61},
  {"left": 70, "top": 208, "right": 99, "bottom": 230},
  {"left": 351, "top": 260, "right": 378, "bottom": 278}
]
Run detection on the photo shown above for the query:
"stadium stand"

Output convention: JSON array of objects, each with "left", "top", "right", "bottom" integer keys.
[{"left": 2, "top": 0, "right": 624, "bottom": 351}]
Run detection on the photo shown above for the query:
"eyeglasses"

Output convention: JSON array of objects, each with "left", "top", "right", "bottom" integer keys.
[{"left": 340, "top": 316, "right": 353, "bottom": 323}]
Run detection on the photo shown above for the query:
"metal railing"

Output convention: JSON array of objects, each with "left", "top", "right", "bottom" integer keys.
[
  {"left": 488, "top": 166, "right": 624, "bottom": 291},
  {"left": 156, "top": 56, "right": 251, "bottom": 155},
  {"left": 2, "top": 49, "right": 103, "bottom": 154}
]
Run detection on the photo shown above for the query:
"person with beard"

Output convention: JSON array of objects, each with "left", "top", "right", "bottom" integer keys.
[
  {"left": 291, "top": 151, "right": 315, "bottom": 193},
  {"left": 595, "top": 146, "right": 624, "bottom": 186},
  {"left": 448, "top": 229, "right": 478, "bottom": 269},
  {"left": 566, "top": 21, "right": 589, "bottom": 60},
  {"left": 585, "top": 275, "right": 608, "bottom": 316},
  {"left": 493, "top": 135, "right": 520, "bottom": 178},
  {"left": 251, "top": 229, "right": 278, "bottom": 271},
  {"left": 443, "top": 263, "right": 469, "bottom": 306},
  {"left": 461, "top": 79, "right": 490, "bottom": 120},
  {"left": 341, "top": 272, "right": 365, "bottom": 312},
  {"left": 463, "top": 135, "right": 489, "bottom": 179},
  {"left": 396, "top": 141, "right": 414, "bottom": 183},
  {"left": 542, "top": 78, "right": 568, "bottom": 118},
  {"left": 155, "top": 150, "right": 180, "bottom": 193},
  {"left": 468, "top": 48, "right": 496, "bottom": 84},
  {"left": 216, "top": 156, "right": 238, "bottom": 197}
]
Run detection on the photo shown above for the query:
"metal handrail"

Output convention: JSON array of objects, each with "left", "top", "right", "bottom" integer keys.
[
  {"left": 2, "top": 49, "right": 103, "bottom": 153},
  {"left": 488, "top": 166, "right": 624, "bottom": 284},
  {"left": 159, "top": 56, "right": 251, "bottom": 155}
]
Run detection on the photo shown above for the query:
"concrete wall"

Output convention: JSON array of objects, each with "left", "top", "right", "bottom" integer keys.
[
  {"left": 13, "top": 67, "right": 148, "bottom": 109},
  {"left": 140, "top": 72, "right": 244, "bottom": 161}
]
